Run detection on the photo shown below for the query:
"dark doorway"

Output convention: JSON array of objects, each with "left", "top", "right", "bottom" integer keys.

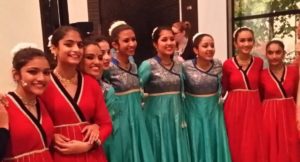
[
  {"left": 181, "top": 0, "right": 198, "bottom": 39},
  {"left": 100, "top": 0, "right": 179, "bottom": 65},
  {"left": 39, "top": 0, "right": 69, "bottom": 53}
]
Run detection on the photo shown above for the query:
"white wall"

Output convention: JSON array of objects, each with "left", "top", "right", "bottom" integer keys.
[
  {"left": 0, "top": 0, "right": 89, "bottom": 92},
  {"left": 67, "top": 0, "right": 88, "bottom": 23},
  {"left": 198, "top": 0, "right": 228, "bottom": 62},
  {"left": 0, "top": 0, "right": 44, "bottom": 92}
]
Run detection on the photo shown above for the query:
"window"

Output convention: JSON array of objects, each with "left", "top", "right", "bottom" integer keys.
[{"left": 230, "top": 0, "right": 300, "bottom": 64}]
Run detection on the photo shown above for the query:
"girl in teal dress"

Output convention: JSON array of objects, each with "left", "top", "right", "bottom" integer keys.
[
  {"left": 182, "top": 33, "right": 231, "bottom": 162},
  {"left": 103, "top": 21, "right": 154, "bottom": 162},
  {"left": 138, "top": 26, "right": 191, "bottom": 162}
]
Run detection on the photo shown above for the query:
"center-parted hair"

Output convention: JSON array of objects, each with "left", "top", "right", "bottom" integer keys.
[
  {"left": 266, "top": 40, "right": 285, "bottom": 52},
  {"left": 233, "top": 27, "right": 254, "bottom": 42},
  {"left": 51, "top": 26, "right": 82, "bottom": 47}
]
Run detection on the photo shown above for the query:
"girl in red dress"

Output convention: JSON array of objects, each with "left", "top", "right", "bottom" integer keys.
[
  {"left": 260, "top": 40, "right": 300, "bottom": 162},
  {"left": 222, "top": 27, "right": 264, "bottom": 162},
  {"left": 42, "top": 26, "right": 112, "bottom": 162},
  {"left": 2, "top": 47, "right": 54, "bottom": 162}
]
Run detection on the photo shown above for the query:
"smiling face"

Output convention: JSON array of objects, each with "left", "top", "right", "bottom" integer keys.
[
  {"left": 154, "top": 29, "right": 176, "bottom": 56},
  {"left": 80, "top": 44, "right": 103, "bottom": 79},
  {"left": 14, "top": 57, "right": 51, "bottom": 97},
  {"left": 234, "top": 30, "right": 254, "bottom": 55},
  {"left": 52, "top": 30, "right": 84, "bottom": 66},
  {"left": 266, "top": 42, "right": 285, "bottom": 67},
  {"left": 193, "top": 35, "right": 215, "bottom": 61},
  {"left": 113, "top": 29, "right": 137, "bottom": 57},
  {"left": 98, "top": 40, "right": 111, "bottom": 70}
]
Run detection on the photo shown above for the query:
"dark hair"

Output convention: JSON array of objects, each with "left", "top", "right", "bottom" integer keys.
[
  {"left": 13, "top": 48, "right": 48, "bottom": 71},
  {"left": 152, "top": 26, "right": 173, "bottom": 43},
  {"left": 172, "top": 21, "right": 191, "bottom": 37},
  {"left": 51, "top": 26, "right": 82, "bottom": 47},
  {"left": 82, "top": 39, "right": 100, "bottom": 50},
  {"left": 192, "top": 33, "right": 213, "bottom": 48},
  {"left": 109, "top": 21, "right": 134, "bottom": 43},
  {"left": 233, "top": 27, "right": 254, "bottom": 42},
  {"left": 85, "top": 34, "right": 110, "bottom": 45},
  {"left": 266, "top": 40, "right": 285, "bottom": 52}
]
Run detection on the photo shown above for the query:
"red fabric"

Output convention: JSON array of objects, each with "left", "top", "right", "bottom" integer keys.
[
  {"left": 222, "top": 56, "right": 264, "bottom": 162},
  {"left": 41, "top": 73, "right": 112, "bottom": 162},
  {"left": 4, "top": 97, "right": 54, "bottom": 162},
  {"left": 222, "top": 57, "right": 263, "bottom": 92},
  {"left": 260, "top": 66, "right": 300, "bottom": 162}
]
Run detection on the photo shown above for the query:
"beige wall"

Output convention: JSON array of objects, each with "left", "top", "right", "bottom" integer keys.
[
  {"left": 0, "top": 0, "right": 89, "bottom": 92},
  {"left": 198, "top": 0, "right": 228, "bottom": 62},
  {"left": 0, "top": 0, "right": 44, "bottom": 92},
  {"left": 68, "top": 0, "right": 89, "bottom": 23}
]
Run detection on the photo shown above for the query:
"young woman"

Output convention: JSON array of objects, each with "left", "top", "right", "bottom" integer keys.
[
  {"left": 172, "top": 21, "right": 194, "bottom": 62},
  {"left": 182, "top": 33, "right": 231, "bottom": 162},
  {"left": 260, "top": 40, "right": 300, "bottom": 162},
  {"left": 2, "top": 47, "right": 54, "bottom": 162},
  {"left": 79, "top": 38, "right": 119, "bottom": 129},
  {"left": 84, "top": 35, "right": 112, "bottom": 70},
  {"left": 103, "top": 21, "right": 154, "bottom": 162},
  {"left": 42, "top": 26, "right": 112, "bottom": 162},
  {"left": 139, "top": 26, "right": 190, "bottom": 162},
  {"left": 222, "top": 27, "right": 264, "bottom": 162}
]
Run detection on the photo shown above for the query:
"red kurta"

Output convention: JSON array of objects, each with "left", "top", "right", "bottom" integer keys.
[
  {"left": 260, "top": 65, "right": 300, "bottom": 162},
  {"left": 3, "top": 92, "right": 54, "bottom": 162},
  {"left": 222, "top": 56, "right": 264, "bottom": 162},
  {"left": 40, "top": 72, "right": 112, "bottom": 162}
]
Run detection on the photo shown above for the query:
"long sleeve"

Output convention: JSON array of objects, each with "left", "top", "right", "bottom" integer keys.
[
  {"left": 94, "top": 84, "right": 113, "bottom": 143},
  {"left": 0, "top": 128, "right": 9, "bottom": 160},
  {"left": 221, "top": 61, "right": 230, "bottom": 96},
  {"left": 138, "top": 60, "right": 151, "bottom": 88}
]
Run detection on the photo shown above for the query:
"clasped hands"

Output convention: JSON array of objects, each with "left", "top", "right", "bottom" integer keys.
[{"left": 54, "top": 124, "right": 100, "bottom": 154}]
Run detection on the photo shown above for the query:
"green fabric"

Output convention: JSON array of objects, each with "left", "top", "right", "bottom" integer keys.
[
  {"left": 139, "top": 60, "right": 191, "bottom": 162},
  {"left": 184, "top": 94, "right": 231, "bottom": 162},
  {"left": 103, "top": 90, "right": 154, "bottom": 162}
]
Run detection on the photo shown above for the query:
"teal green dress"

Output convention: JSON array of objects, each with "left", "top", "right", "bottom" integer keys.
[
  {"left": 103, "top": 58, "right": 154, "bottom": 162},
  {"left": 182, "top": 59, "right": 231, "bottom": 162},
  {"left": 138, "top": 56, "right": 191, "bottom": 162}
]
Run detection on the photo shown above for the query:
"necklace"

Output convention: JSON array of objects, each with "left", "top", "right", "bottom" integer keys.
[
  {"left": 14, "top": 91, "right": 37, "bottom": 108},
  {"left": 54, "top": 70, "right": 77, "bottom": 87},
  {"left": 161, "top": 61, "right": 173, "bottom": 66},
  {"left": 116, "top": 58, "right": 131, "bottom": 70}
]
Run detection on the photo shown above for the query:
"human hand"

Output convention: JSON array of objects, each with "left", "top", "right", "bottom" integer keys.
[
  {"left": 54, "top": 140, "right": 93, "bottom": 154},
  {"left": 0, "top": 104, "right": 8, "bottom": 129},
  {"left": 82, "top": 124, "right": 100, "bottom": 144},
  {"left": 54, "top": 133, "right": 70, "bottom": 147},
  {"left": 0, "top": 93, "right": 8, "bottom": 108}
]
